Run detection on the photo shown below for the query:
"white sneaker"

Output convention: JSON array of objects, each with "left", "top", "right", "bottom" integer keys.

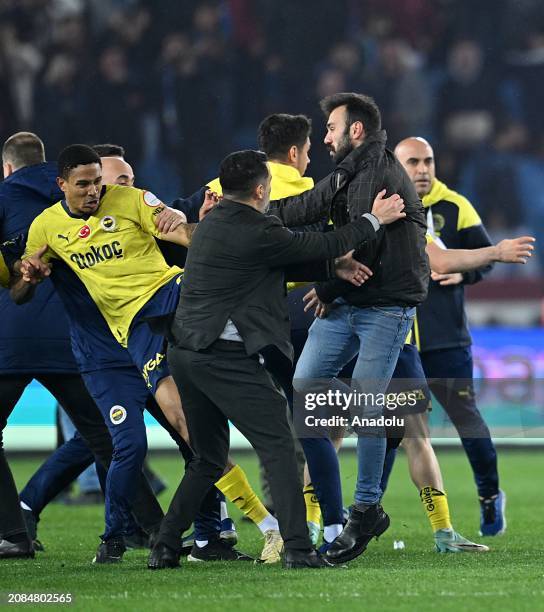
[{"left": 435, "top": 528, "right": 490, "bottom": 553}]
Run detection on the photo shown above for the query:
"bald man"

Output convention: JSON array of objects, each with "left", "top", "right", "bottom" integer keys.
[
  {"left": 394, "top": 137, "right": 506, "bottom": 537},
  {"left": 100, "top": 156, "right": 135, "bottom": 187}
]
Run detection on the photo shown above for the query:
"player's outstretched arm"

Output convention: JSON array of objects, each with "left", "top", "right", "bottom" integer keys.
[
  {"left": 495, "top": 236, "right": 536, "bottom": 263},
  {"left": 428, "top": 236, "right": 535, "bottom": 274},
  {"left": 9, "top": 266, "right": 37, "bottom": 304},
  {"left": 10, "top": 249, "right": 50, "bottom": 305}
]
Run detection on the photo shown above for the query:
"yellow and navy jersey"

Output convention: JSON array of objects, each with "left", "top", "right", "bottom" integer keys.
[
  {"left": 423, "top": 179, "right": 485, "bottom": 246},
  {"left": 24, "top": 185, "right": 181, "bottom": 347},
  {"left": 417, "top": 178, "right": 493, "bottom": 353}
]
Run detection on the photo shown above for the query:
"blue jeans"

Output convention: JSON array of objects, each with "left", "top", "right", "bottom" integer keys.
[{"left": 295, "top": 301, "right": 415, "bottom": 506}]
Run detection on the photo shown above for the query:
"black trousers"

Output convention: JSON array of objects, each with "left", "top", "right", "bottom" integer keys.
[
  {"left": 160, "top": 341, "right": 311, "bottom": 552},
  {"left": 420, "top": 347, "right": 499, "bottom": 498},
  {"left": 0, "top": 374, "right": 164, "bottom": 540}
]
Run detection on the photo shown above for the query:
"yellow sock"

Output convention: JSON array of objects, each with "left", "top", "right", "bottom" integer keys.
[
  {"left": 215, "top": 464, "right": 269, "bottom": 525},
  {"left": 419, "top": 486, "right": 452, "bottom": 532},
  {"left": 303, "top": 483, "right": 322, "bottom": 525}
]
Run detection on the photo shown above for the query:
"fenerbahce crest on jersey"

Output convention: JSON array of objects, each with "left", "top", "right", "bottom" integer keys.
[{"left": 24, "top": 185, "right": 181, "bottom": 347}]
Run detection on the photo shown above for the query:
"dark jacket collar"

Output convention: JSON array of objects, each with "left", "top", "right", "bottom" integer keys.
[{"left": 336, "top": 129, "right": 387, "bottom": 178}]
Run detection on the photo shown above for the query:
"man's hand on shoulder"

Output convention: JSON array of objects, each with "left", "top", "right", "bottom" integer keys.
[
  {"left": 370, "top": 189, "right": 405, "bottom": 225},
  {"left": 334, "top": 250, "right": 373, "bottom": 287}
]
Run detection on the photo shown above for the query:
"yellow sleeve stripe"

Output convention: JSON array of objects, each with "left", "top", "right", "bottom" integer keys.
[{"left": 452, "top": 194, "right": 482, "bottom": 231}]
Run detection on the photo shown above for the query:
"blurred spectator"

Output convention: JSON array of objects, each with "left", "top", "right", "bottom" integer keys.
[
  {"left": 0, "top": 23, "right": 43, "bottom": 127},
  {"left": 363, "top": 38, "right": 432, "bottom": 144},
  {"left": 0, "top": 49, "right": 17, "bottom": 147},
  {"left": 34, "top": 53, "right": 91, "bottom": 157},
  {"left": 506, "top": 28, "right": 544, "bottom": 141},
  {"left": 0, "top": 0, "right": 540, "bottom": 276},
  {"left": 436, "top": 39, "right": 497, "bottom": 150},
  {"left": 90, "top": 45, "right": 145, "bottom": 161},
  {"left": 173, "top": 3, "right": 234, "bottom": 191}
]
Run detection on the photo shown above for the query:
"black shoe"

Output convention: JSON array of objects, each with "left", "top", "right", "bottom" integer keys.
[
  {"left": 187, "top": 537, "right": 253, "bottom": 562},
  {"left": 148, "top": 542, "right": 181, "bottom": 570},
  {"left": 21, "top": 509, "right": 44, "bottom": 552},
  {"left": 0, "top": 538, "right": 35, "bottom": 559},
  {"left": 92, "top": 537, "right": 126, "bottom": 564},
  {"left": 148, "top": 531, "right": 193, "bottom": 557},
  {"left": 326, "top": 504, "right": 390, "bottom": 564},
  {"left": 283, "top": 548, "right": 334, "bottom": 569}
]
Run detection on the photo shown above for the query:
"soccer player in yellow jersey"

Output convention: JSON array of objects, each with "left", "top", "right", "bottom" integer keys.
[
  {"left": 21, "top": 145, "right": 207, "bottom": 562},
  {"left": 23, "top": 145, "right": 193, "bottom": 437},
  {"left": 207, "top": 114, "right": 314, "bottom": 201},
  {"left": 22, "top": 145, "right": 264, "bottom": 564}
]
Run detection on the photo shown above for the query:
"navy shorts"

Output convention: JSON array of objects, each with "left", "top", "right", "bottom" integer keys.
[
  {"left": 127, "top": 275, "right": 182, "bottom": 394},
  {"left": 387, "top": 343, "right": 432, "bottom": 416}
]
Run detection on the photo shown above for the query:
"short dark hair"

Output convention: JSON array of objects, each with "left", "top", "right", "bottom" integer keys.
[
  {"left": 220, "top": 150, "right": 269, "bottom": 199},
  {"left": 2, "top": 132, "right": 45, "bottom": 169},
  {"left": 92, "top": 143, "right": 125, "bottom": 158},
  {"left": 58, "top": 145, "right": 101, "bottom": 179},
  {"left": 257, "top": 114, "right": 312, "bottom": 159},
  {"left": 320, "top": 92, "right": 381, "bottom": 135}
]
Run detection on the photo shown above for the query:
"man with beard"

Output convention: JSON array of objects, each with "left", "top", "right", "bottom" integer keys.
[{"left": 291, "top": 93, "right": 429, "bottom": 564}]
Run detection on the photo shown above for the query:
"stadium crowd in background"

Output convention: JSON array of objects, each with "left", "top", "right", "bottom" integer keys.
[{"left": 0, "top": 0, "right": 543, "bottom": 274}]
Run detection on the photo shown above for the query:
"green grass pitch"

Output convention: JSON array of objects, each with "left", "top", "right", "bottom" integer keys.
[{"left": 1, "top": 449, "right": 542, "bottom": 611}]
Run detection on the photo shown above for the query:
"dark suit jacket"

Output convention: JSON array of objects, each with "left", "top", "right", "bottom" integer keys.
[{"left": 170, "top": 198, "right": 378, "bottom": 363}]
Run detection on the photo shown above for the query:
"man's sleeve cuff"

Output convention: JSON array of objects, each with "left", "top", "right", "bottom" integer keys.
[{"left": 362, "top": 213, "right": 380, "bottom": 232}]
